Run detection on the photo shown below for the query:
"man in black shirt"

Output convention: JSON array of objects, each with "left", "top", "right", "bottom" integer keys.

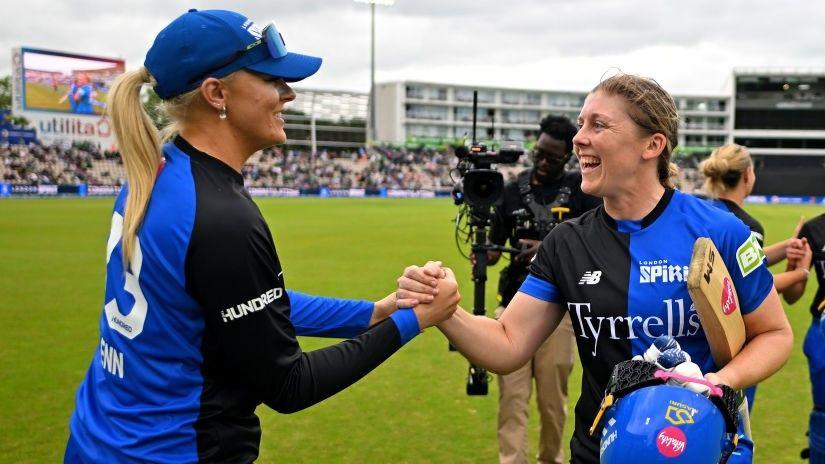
[{"left": 488, "top": 115, "right": 600, "bottom": 464}]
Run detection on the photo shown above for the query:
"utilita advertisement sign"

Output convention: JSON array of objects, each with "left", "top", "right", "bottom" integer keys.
[{"left": 11, "top": 47, "right": 125, "bottom": 149}]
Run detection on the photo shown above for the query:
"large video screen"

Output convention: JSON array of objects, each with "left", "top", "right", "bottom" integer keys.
[{"left": 21, "top": 48, "right": 125, "bottom": 115}]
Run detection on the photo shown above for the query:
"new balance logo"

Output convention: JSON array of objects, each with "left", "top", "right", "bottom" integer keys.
[{"left": 579, "top": 271, "right": 602, "bottom": 285}]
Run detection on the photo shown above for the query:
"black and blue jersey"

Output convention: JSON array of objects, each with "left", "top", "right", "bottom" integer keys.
[
  {"left": 800, "top": 214, "right": 825, "bottom": 414},
  {"left": 710, "top": 198, "right": 765, "bottom": 247},
  {"left": 799, "top": 214, "right": 825, "bottom": 316},
  {"left": 519, "top": 189, "right": 773, "bottom": 463},
  {"left": 799, "top": 214, "right": 825, "bottom": 430},
  {"left": 67, "top": 137, "right": 420, "bottom": 463}
]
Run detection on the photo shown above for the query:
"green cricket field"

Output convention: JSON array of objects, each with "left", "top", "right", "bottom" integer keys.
[{"left": 0, "top": 198, "right": 819, "bottom": 462}]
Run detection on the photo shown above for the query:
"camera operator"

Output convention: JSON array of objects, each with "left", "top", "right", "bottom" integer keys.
[{"left": 488, "top": 115, "right": 600, "bottom": 464}]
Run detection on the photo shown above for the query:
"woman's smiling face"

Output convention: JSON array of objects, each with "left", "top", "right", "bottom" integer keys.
[{"left": 573, "top": 91, "right": 654, "bottom": 198}]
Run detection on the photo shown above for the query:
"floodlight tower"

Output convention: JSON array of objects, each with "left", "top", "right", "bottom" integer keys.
[{"left": 354, "top": 0, "right": 395, "bottom": 146}]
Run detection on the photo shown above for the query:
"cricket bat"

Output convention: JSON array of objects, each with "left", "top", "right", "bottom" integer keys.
[
  {"left": 687, "top": 237, "right": 746, "bottom": 367},
  {"left": 687, "top": 237, "right": 751, "bottom": 436}
]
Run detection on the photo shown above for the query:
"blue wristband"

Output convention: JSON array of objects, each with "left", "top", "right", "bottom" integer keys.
[{"left": 389, "top": 309, "right": 421, "bottom": 344}]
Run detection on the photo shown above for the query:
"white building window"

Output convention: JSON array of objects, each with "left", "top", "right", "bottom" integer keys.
[
  {"left": 455, "top": 89, "right": 474, "bottom": 102},
  {"left": 406, "top": 104, "right": 448, "bottom": 121},
  {"left": 547, "top": 94, "right": 584, "bottom": 108},
  {"left": 502, "top": 110, "right": 539, "bottom": 124},
  {"left": 502, "top": 92, "right": 524, "bottom": 105},
  {"left": 408, "top": 124, "right": 448, "bottom": 137}
]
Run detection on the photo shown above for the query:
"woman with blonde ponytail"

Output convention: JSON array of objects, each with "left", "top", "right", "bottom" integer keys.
[
  {"left": 697, "top": 143, "right": 811, "bottom": 416},
  {"left": 700, "top": 144, "right": 812, "bottom": 294},
  {"left": 107, "top": 67, "right": 161, "bottom": 267},
  {"left": 398, "top": 73, "right": 792, "bottom": 463},
  {"left": 65, "top": 9, "right": 460, "bottom": 464}
]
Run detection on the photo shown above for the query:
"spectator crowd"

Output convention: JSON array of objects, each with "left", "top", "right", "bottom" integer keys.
[
  {"left": 1, "top": 141, "right": 704, "bottom": 193},
  {"left": 1, "top": 142, "right": 464, "bottom": 191}
]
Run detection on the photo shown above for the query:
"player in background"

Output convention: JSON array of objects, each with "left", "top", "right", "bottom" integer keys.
[
  {"left": 782, "top": 214, "right": 825, "bottom": 462},
  {"left": 399, "top": 73, "right": 792, "bottom": 463},
  {"left": 487, "top": 114, "right": 600, "bottom": 464},
  {"left": 698, "top": 143, "right": 812, "bottom": 410},
  {"left": 58, "top": 77, "right": 78, "bottom": 112},
  {"left": 72, "top": 73, "right": 95, "bottom": 114},
  {"left": 699, "top": 142, "right": 818, "bottom": 407},
  {"left": 64, "top": 9, "right": 459, "bottom": 464},
  {"left": 700, "top": 143, "right": 812, "bottom": 294}
]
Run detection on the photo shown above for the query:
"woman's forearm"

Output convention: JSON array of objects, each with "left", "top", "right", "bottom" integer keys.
[
  {"left": 772, "top": 269, "right": 808, "bottom": 294},
  {"left": 764, "top": 239, "right": 789, "bottom": 266},
  {"left": 438, "top": 309, "right": 526, "bottom": 374},
  {"left": 715, "top": 291, "right": 793, "bottom": 389},
  {"left": 715, "top": 325, "right": 792, "bottom": 389},
  {"left": 438, "top": 295, "right": 563, "bottom": 374},
  {"left": 782, "top": 277, "right": 807, "bottom": 305}
]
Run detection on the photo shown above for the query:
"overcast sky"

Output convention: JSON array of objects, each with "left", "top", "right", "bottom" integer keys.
[{"left": 2, "top": 0, "right": 822, "bottom": 96}]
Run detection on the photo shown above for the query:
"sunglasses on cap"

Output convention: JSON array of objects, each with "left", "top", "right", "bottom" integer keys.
[
  {"left": 188, "top": 22, "right": 288, "bottom": 86},
  {"left": 249, "top": 22, "right": 288, "bottom": 60}
]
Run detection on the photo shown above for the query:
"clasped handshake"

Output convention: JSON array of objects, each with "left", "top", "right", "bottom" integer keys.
[{"left": 374, "top": 261, "right": 462, "bottom": 330}]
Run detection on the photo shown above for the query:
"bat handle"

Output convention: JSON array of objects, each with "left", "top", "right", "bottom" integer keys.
[{"left": 653, "top": 370, "right": 724, "bottom": 397}]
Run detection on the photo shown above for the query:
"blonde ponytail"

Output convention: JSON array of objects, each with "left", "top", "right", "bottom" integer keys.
[
  {"left": 108, "top": 67, "right": 162, "bottom": 267},
  {"left": 699, "top": 144, "right": 752, "bottom": 198}
]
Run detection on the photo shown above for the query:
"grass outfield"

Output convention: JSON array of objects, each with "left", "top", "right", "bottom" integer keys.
[
  {"left": 23, "top": 82, "right": 108, "bottom": 115},
  {"left": 24, "top": 82, "right": 72, "bottom": 112},
  {"left": 0, "top": 198, "right": 821, "bottom": 462}
]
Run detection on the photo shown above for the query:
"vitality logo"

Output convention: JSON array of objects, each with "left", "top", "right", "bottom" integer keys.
[{"left": 657, "top": 427, "right": 687, "bottom": 458}]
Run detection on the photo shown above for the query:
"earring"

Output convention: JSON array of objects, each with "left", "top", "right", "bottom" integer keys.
[{"left": 218, "top": 105, "right": 227, "bottom": 120}]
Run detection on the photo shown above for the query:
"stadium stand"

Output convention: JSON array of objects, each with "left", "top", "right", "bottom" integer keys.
[
  {"left": 1, "top": 143, "right": 122, "bottom": 185},
  {"left": 1, "top": 142, "right": 466, "bottom": 190},
  {"left": 2, "top": 141, "right": 706, "bottom": 192}
]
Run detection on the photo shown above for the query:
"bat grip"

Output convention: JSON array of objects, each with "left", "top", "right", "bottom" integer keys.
[{"left": 654, "top": 370, "right": 724, "bottom": 397}]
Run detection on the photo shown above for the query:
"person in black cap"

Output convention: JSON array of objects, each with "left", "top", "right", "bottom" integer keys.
[{"left": 64, "top": 9, "right": 459, "bottom": 464}]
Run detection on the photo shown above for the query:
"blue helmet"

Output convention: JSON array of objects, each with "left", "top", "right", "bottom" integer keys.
[{"left": 600, "top": 384, "right": 733, "bottom": 463}]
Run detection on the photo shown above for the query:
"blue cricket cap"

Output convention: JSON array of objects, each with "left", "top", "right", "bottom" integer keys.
[{"left": 145, "top": 9, "right": 322, "bottom": 100}]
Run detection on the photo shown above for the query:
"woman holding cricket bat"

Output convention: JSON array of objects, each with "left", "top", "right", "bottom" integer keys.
[{"left": 401, "top": 74, "right": 793, "bottom": 463}]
